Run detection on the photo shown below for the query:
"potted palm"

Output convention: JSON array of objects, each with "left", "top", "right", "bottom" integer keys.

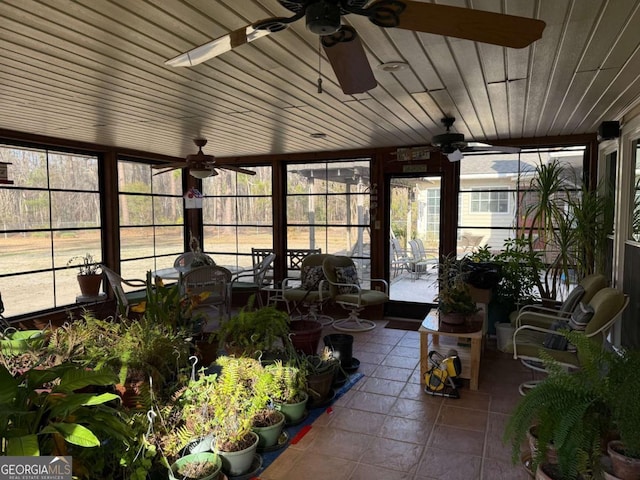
[{"left": 67, "top": 252, "right": 103, "bottom": 296}]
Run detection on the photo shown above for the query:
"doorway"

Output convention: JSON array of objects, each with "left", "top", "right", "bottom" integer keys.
[{"left": 387, "top": 175, "right": 441, "bottom": 316}]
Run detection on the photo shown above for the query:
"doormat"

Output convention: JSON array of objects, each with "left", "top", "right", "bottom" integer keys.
[
  {"left": 257, "top": 372, "right": 364, "bottom": 477},
  {"left": 384, "top": 319, "right": 421, "bottom": 331}
]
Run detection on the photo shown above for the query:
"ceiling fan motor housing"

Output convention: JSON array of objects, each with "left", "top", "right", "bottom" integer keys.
[
  {"left": 431, "top": 132, "right": 467, "bottom": 153},
  {"left": 306, "top": 1, "right": 342, "bottom": 35}
]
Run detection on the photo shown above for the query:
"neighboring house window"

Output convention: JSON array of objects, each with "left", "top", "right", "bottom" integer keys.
[
  {"left": 470, "top": 189, "right": 509, "bottom": 213},
  {"left": 0, "top": 145, "right": 101, "bottom": 316},
  {"left": 118, "top": 159, "right": 184, "bottom": 281}
]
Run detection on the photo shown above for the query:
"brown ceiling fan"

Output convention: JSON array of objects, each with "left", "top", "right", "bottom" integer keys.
[
  {"left": 153, "top": 139, "right": 257, "bottom": 178},
  {"left": 165, "top": 1, "right": 545, "bottom": 95}
]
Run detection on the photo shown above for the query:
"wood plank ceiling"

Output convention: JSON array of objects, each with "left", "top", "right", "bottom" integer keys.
[{"left": 1, "top": 0, "right": 639, "bottom": 160}]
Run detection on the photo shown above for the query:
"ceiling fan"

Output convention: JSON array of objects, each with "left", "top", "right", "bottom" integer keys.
[
  {"left": 394, "top": 117, "right": 521, "bottom": 162},
  {"left": 165, "top": 0, "right": 546, "bottom": 95},
  {"left": 153, "top": 139, "right": 257, "bottom": 178},
  {"left": 431, "top": 117, "right": 521, "bottom": 161}
]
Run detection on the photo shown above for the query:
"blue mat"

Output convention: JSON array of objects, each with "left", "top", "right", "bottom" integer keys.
[{"left": 257, "top": 372, "right": 364, "bottom": 475}]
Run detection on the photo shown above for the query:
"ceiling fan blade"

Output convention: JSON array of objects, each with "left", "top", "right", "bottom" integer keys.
[
  {"left": 322, "top": 26, "right": 377, "bottom": 95},
  {"left": 216, "top": 165, "right": 257, "bottom": 176},
  {"left": 467, "top": 143, "right": 521, "bottom": 153},
  {"left": 165, "top": 23, "right": 272, "bottom": 67},
  {"left": 152, "top": 167, "right": 181, "bottom": 176},
  {"left": 385, "top": 1, "right": 545, "bottom": 49}
]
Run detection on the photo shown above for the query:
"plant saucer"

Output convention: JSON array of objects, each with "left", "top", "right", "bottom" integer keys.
[
  {"left": 284, "top": 410, "right": 309, "bottom": 427},
  {"left": 344, "top": 357, "right": 360, "bottom": 373},
  {"left": 307, "top": 389, "right": 336, "bottom": 409},
  {"left": 258, "top": 430, "right": 289, "bottom": 453}
]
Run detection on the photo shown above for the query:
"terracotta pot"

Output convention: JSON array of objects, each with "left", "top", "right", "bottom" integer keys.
[
  {"left": 608, "top": 440, "right": 640, "bottom": 480},
  {"left": 77, "top": 274, "right": 102, "bottom": 296},
  {"left": 290, "top": 320, "right": 323, "bottom": 355}
]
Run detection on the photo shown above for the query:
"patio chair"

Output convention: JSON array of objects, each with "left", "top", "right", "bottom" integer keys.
[
  {"left": 101, "top": 265, "right": 147, "bottom": 318},
  {"left": 390, "top": 237, "right": 411, "bottom": 277},
  {"left": 510, "top": 273, "right": 608, "bottom": 328},
  {"left": 511, "top": 287, "right": 628, "bottom": 394},
  {"left": 182, "top": 265, "right": 232, "bottom": 323},
  {"left": 230, "top": 253, "right": 276, "bottom": 307},
  {"left": 408, "top": 239, "right": 430, "bottom": 280},
  {"left": 322, "top": 255, "right": 389, "bottom": 332},
  {"left": 283, "top": 253, "right": 333, "bottom": 326}
]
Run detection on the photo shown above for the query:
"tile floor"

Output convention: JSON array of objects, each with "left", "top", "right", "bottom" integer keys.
[{"left": 260, "top": 319, "right": 535, "bottom": 480}]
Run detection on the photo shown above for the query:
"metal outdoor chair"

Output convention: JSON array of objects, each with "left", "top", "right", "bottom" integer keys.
[
  {"left": 182, "top": 265, "right": 232, "bottom": 323},
  {"left": 231, "top": 253, "right": 276, "bottom": 307},
  {"left": 101, "top": 265, "right": 147, "bottom": 318},
  {"left": 322, "top": 255, "right": 389, "bottom": 332},
  {"left": 511, "top": 287, "right": 629, "bottom": 394},
  {"left": 283, "top": 253, "right": 333, "bottom": 325}
]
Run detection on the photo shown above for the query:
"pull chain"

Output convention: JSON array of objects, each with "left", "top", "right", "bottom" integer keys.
[{"left": 317, "top": 37, "right": 323, "bottom": 94}]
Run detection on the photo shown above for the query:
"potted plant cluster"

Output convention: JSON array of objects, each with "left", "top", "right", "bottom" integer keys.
[
  {"left": 67, "top": 252, "right": 103, "bottom": 296},
  {"left": 466, "top": 239, "right": 543, "bottom": 330},
  {"left": 504, "top": 330, "right": 640, "bottom": 480}
]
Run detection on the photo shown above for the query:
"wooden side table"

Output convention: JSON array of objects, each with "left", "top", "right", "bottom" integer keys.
[{"left": 419, "top": 309, "right": 483, "bottom": 390}]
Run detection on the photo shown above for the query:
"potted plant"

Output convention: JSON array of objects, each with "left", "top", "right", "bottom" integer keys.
[
  {"left": 179, "top": 356, "right": 267, "bottom": 477},
  {"left": 214, "top": 302, "right": 291, "bottom": 358},
  {"left": 466, "top": 239, "right": 543, "bottom": 330},
  {"left": 67, "top": 253, "right": 103, "bottom": 297},
  {"left": 434, "top": 254, "right": 479, "bottom": 324},
  {"left": 265, "top": 360, "right": 308, "bottom": 424},
  {"left": 170, "top": 451, "right": 222, "bottom": 480},
  {"left": 297, "top": 347, "right": 340, "bottom": 406},
  {"left": 59, "top": 312, "right": 191, "bottom": 405},
  {"left": 0, "top": 363, "right": 133, "bottom": 475},
  {"left": 604, "top": 346, "right": 640, "bottom": 479},
  {"left": 504, "top": 331, "right": 615, "bottom": 480},
  {"left": 520, "top": 160, "right": 613, "bottom": 303}
]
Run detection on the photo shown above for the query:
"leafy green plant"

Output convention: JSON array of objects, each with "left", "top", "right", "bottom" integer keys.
[
  {"left": 214, "top": 303, "right": 290, "bottom": 356},
  {"left": 67, "top": 253, "right": 101, "bottom": 275},
  {"left": 0, "top": 363, "right": 132, "bottom": 464},
  {"left": 264, "top": 360, "right": 307, "bottom": 405},
  {"left": 504, "top": 331, "right": 616, "bottom": 479},
  {"left": 178, "top": 356, "right": 271, "bottom": 453},
  {"left": 434, "top": 254, "right": 479, "bottom": 315}
]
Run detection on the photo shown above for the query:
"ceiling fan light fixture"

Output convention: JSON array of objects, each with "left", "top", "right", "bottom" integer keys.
[
  {"left": 189, "top": 169, "right": 214, "bottom": 179},
  {"left": 306, "top": 1, "right": 341, "bottom": 35}
]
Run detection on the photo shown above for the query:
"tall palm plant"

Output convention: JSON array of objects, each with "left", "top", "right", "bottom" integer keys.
[{"left": 520, "top": 159, "right": 612, "bottom": 301}]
